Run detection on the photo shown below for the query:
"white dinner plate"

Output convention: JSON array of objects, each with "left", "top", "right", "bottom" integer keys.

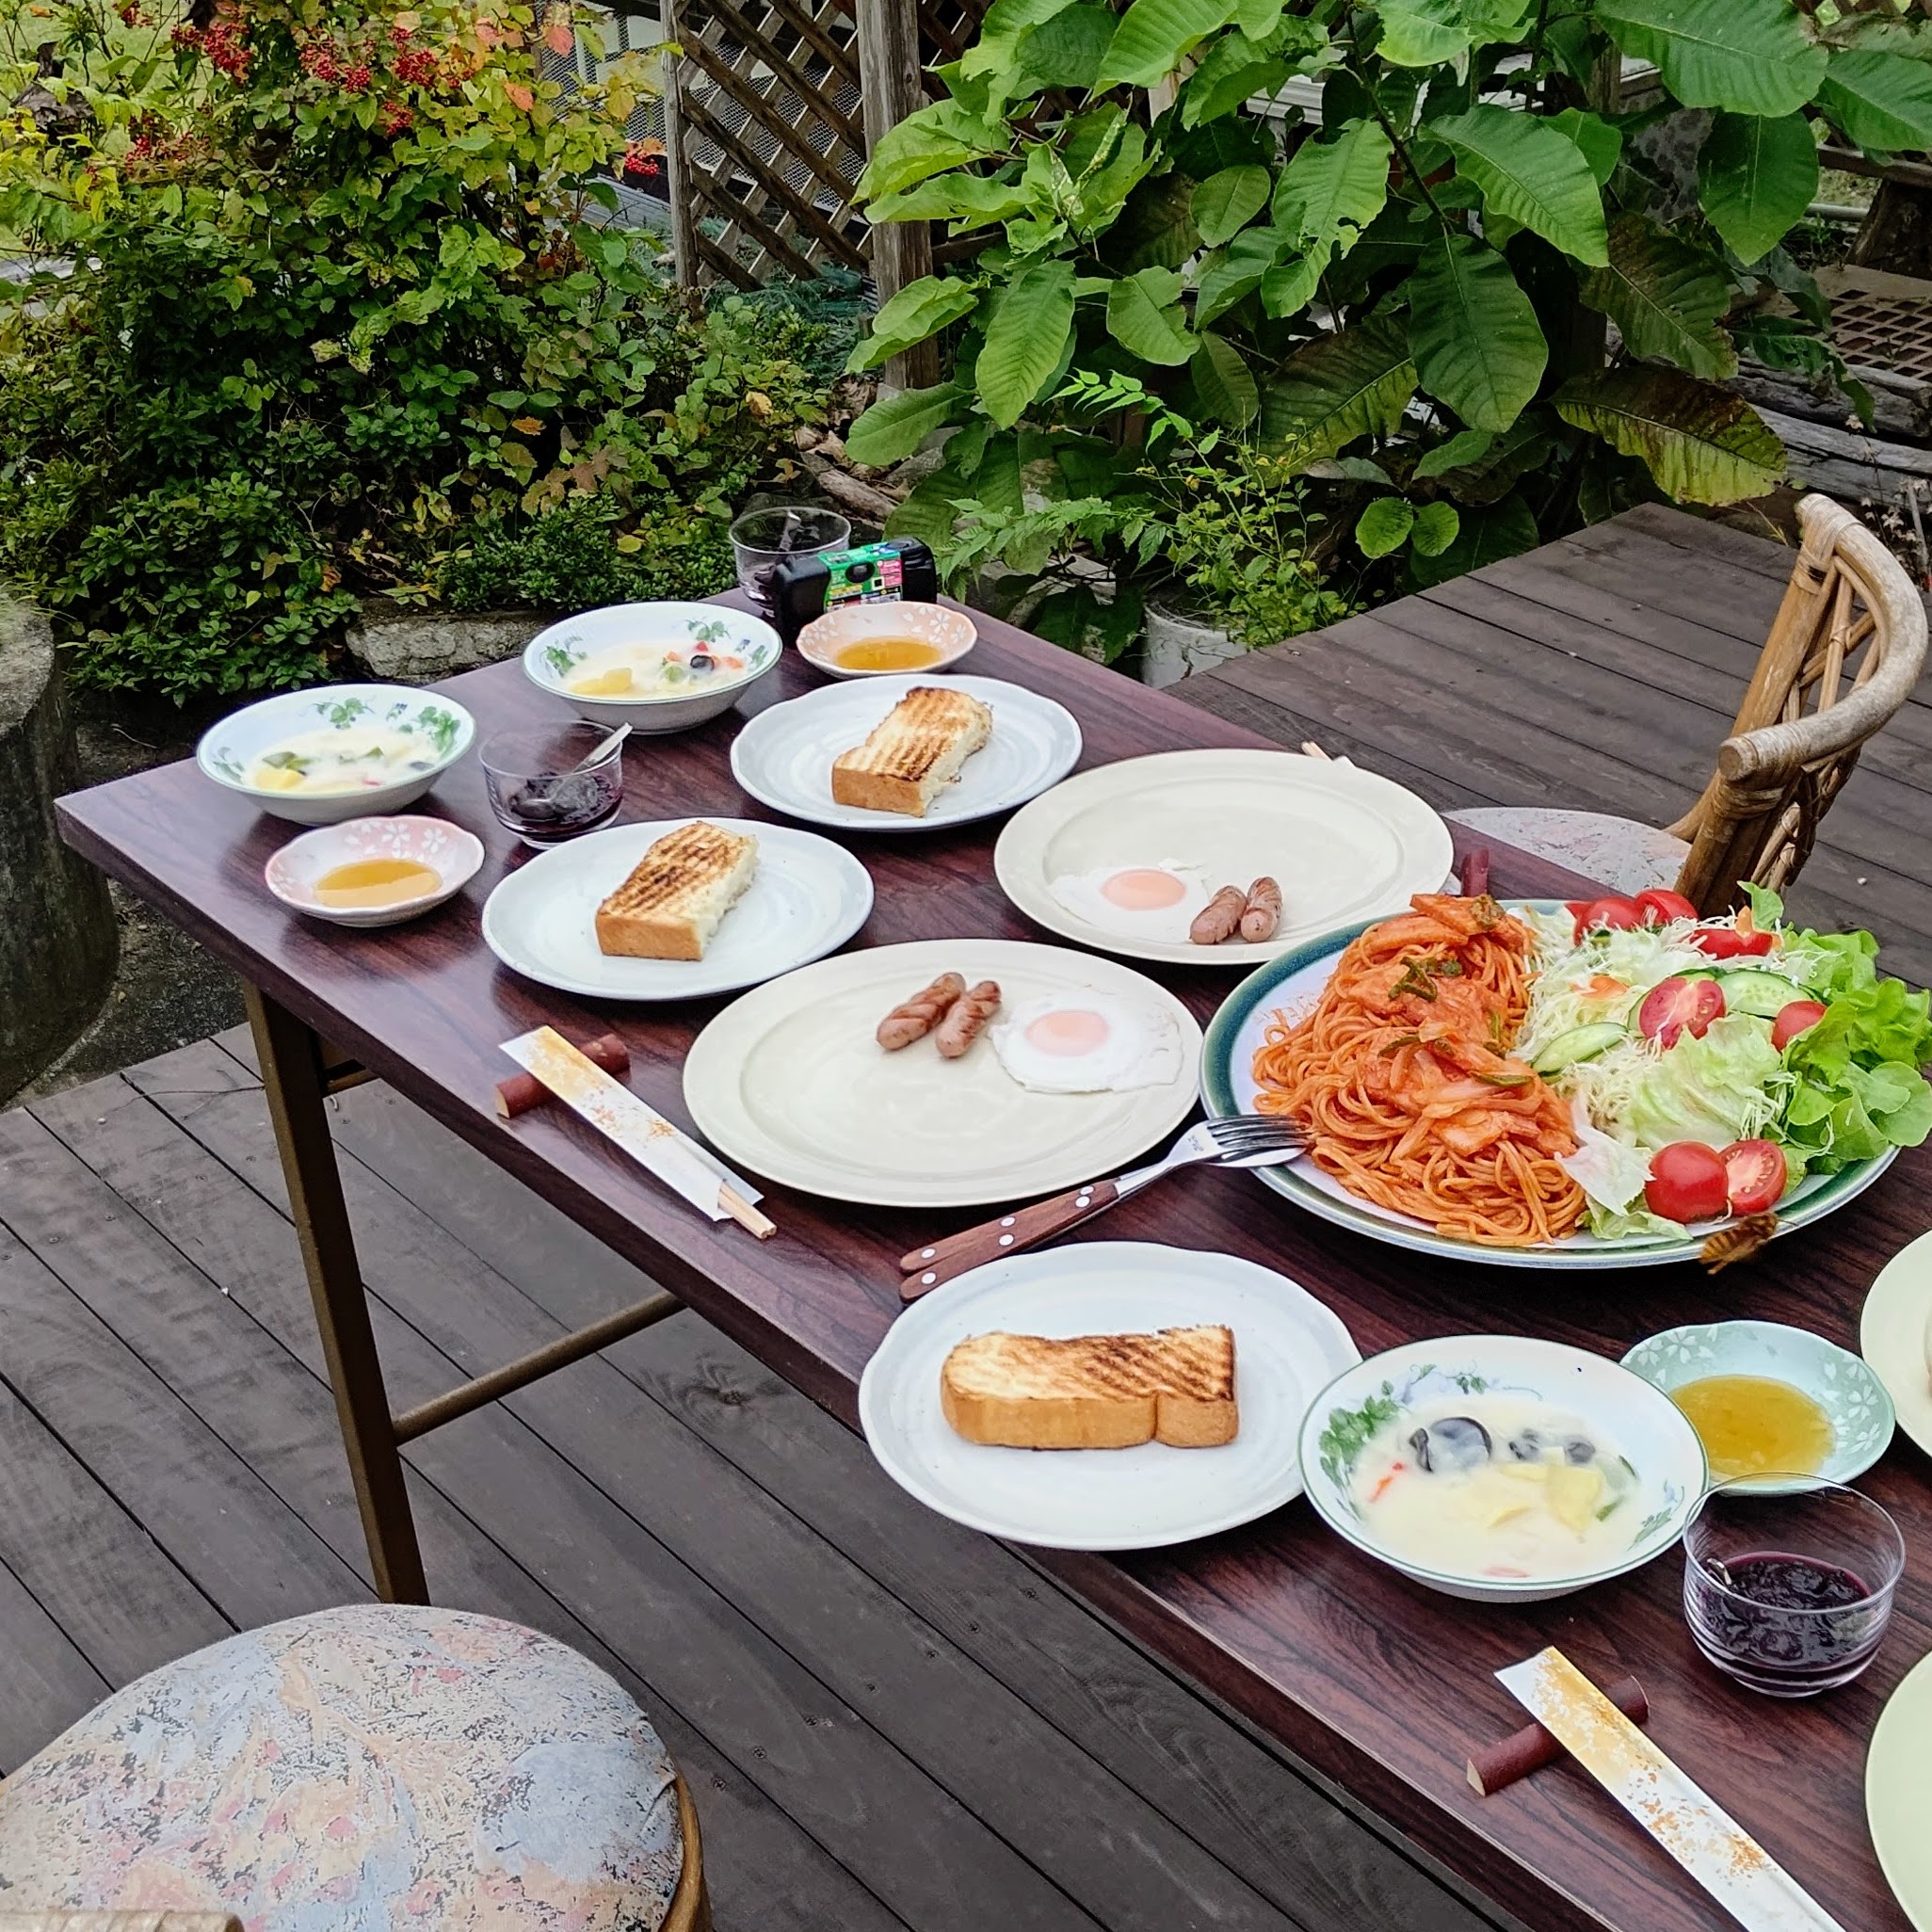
[
  {"left": 857, "top": 1241, "right": 1362, "bottom": 1550},
  {"left": 993, "top": 748, "right": 1454, "bottom": 964},
  {"left": 728, "top": 673, "right": 1082, "bottom": 832},
  {"left": 1862, "top": 1231, "right": 1932, "bottom": 1460},
  {"left": 480, "top": 817, "right": 873, "bottom": 1001},
  {"left": 683, "top": 939, "right": 1199, "bottom": 1207},
  {"left": 1869, "top": 1646, "right": 1932, "bottom": 1931},
  {"left": 1203, "top": 902, "right": 1897, "bottom": 1268}
]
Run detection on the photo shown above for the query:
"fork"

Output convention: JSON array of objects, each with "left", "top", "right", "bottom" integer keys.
[{"left": 897, "top": 1114, "right": 1308, "bottom": 1299}]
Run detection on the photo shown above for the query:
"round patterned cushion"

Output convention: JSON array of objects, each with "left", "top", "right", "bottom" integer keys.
[{"left": 0, "top": 1604, "right": 683, "bottom": 1932}]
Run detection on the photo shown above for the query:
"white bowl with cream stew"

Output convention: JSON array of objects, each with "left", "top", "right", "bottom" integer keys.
[
  {"left": 1299, "top": 1335, "right": 1707, "bottom": 1602},
  {"left": 523, "top": 602, "right": 781, "bottom": 732},
  {"left": 197, "top": 685, "right": 475, "bottom": 825}
]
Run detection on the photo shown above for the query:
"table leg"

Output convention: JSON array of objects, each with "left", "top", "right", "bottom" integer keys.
[{"left": 244, "top": 984, "right": 428, "bottom": 1604}]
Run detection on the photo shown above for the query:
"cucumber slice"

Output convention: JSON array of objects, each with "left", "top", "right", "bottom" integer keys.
[
  {"left": 1531, "top": 1022, "right": 1627, "bottom": 1074},
  {"left": 1713, "top": 968, "right": 1805, "bottom": 1019}
]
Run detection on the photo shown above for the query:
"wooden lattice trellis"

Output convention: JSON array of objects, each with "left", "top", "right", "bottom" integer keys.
[{"left": 662, "top": 0, "right": 981, "bottom": 302}]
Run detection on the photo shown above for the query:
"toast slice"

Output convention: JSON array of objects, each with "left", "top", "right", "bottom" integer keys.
[
  {"left": 594, "top": 820, "right": 759, "bottom": 961},
  {"left": 940, "top": 1325, "right": 1237, "bottom": 1450},
  {"left": 830, "top": 685, "right": 992, "bottom": 817}
]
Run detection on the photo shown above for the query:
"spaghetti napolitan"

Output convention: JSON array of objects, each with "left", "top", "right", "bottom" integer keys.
[{"left": 1252, "top": 894, "right": 1587, "bottom": 1245}]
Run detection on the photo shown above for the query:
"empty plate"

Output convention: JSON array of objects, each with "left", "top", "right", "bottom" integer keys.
[
  {"left": 728, "top": 674, "right": 1082, "bottom": 832},
  {"left": 481, "top": 816, "right": 872, "bottom": 1001}
]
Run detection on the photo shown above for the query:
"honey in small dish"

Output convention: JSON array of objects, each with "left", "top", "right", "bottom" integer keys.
[
  {"left": 835, "top": 636, "right": 945, "bottom": 672},
  {"left": 1670, "top": 1374, "right": 1834, "bottom": 1479},
  {"left": 314, "top": 856, "right": 442, "bottom": 910}
]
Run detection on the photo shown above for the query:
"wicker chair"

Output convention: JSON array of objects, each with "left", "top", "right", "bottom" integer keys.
[
  {"left": 1452, "top": 493, "right": 1927, "bottom": 913},
  {"left": 0, "top": 1607, "right": 710, "bottom": 1932}
]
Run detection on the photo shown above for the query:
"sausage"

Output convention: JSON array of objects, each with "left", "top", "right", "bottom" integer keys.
[
  {"left": 933, "top": 980, "right": 1001, "bottom": 1059},
  {"left": 1239, "top": 876, "right": 1282, "bottom": 942},
  {"left": 1190, "top": 886, "right": 1246, "bottom": 946},
  {"left": 877, "top": 971, "right": 967, "bottom": 1051}
]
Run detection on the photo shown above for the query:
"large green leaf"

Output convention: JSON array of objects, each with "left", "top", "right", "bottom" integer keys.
[
  {"left": 1260, "top": 252, "right": 1323, "bottom": 319},
  {"left": 1595, "top": 0, "right": 1827, "bottom": 118},
  {"left": 977, "top": 262, "right": 1076, "bottom": 428},
  {"left": 1356, "top": 495, "right": 1415, "bottom": 557},
  {"left": 869, "top": 173, "right": 1034, "bottom": 226},
  {"left": 1412, "top": 427, "right": 1494, "bottom": 478},
  {"left": 1106, "top": 267, "right": 1196, "bottom": 364},
  {"left": 1696, "top": 111, "right": 1819, "bottom": 263},
  {"left": 961, "top": 0, "right": 1077, "bottom": 76},
  {"left": 1427, "top": 105, "right": 1608, "bottom": 265},
  {"left": 1194, "top": 164, "right": 1272, "bottom": 246},
  {"left": 1409, "top": 233, "right": 1547, "bottom": 432},
  {"left": 846, "top": 383, "right": 971, "bottom": 464},
  {"left": 1548, "top": 107, "right": 1623, "bottom": 185},
  {"left": 1273, "top": 119, "right": 1392, "bottom": 253},
  {"left": 1409, "top": 499, "right": 1460, "bottom": 555},
  {"left": 857, "top": 101, "right": 1006, "bottom": 201},
  {"left": 846, "top": 277, "right": 980, "bottom": 372},
  {"left": 1017, "top": 5, "right": 1119, "bottom": 87},
  {"left": 1259, "top": 314, "right": 1417, "bottom": 460},
  {"left": 1191, "top": 332, "right": 1260, "bottom": 427},
  {"left": 1181, "top": 34, "right": 1289, "bottom": 127},
  {"left": 885, "top": 466, "right": 968, "bottom": 548},
  {"left": 1407, "top": 492, "right": 1538, "bottom": 588},
  {"left": 1578, "top": 212, "right": 1735, "bottom": 379},
  {"left": 1094, "top": 0, "right": 1240, "bottom": 88},
  {"left": 1112, "top": 171, "right": 1199, "bottom": 271},
  {"left": 1194, "top": 227, "right": 1281, "bottom": 327},
  {"left": 1553, "top": 367, "right": 1785, "bottom": 503},
  {"left": 1374, "top": 0, "right": 1468, "bottom": 66},
  {"left": 1818, "top": 50, "right": 1932, "bottom": 152}
]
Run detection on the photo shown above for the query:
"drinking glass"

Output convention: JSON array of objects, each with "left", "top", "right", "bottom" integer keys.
[
  {"left": 480, "top": 721, "right": 626, "bottom": 847},
  {"left": 729, "top": 505, "right": 849, "bottom": 619},
  {"left": 1682, "top": 1476, "right": 1904, "bottom": 1697}
]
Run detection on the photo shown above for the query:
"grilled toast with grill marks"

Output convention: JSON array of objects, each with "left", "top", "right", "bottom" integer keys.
[
  {"left": 594, "top": 819, "right": 759, "bottom": 961},
  {"left": 939, "top": 1325, "right": 1237, "bottom": 1449},
  {"left": 830, "top": 684, "right": 992, "bottom": 817}
]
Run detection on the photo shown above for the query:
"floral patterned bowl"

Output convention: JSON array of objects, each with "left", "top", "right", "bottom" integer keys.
[
  {"left": 1297, "top": 1335, "right": 1708, "bottom": 1603},
  {"left": 797, "top": 601, "right": 976, "bottom": 678},
  {"left": 198, "top": 684, "right": 475, "bottom": 826},
  {"left": 264, "top": 815, "right": 485, "bottom": 928},
  {"left": 523, "top": 602, "right": 781, "bottom": 733},
  {"left": 1621, "top": 1320, "right": 1894, "bottom": 1488}
]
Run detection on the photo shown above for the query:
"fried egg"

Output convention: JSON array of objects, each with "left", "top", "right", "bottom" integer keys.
[
  {"left": 1046, "top": 860, "right": 1215, "bottom": 941},
  {"left": 990, "top": 990, "right": 1183, "bottom": 1094}
]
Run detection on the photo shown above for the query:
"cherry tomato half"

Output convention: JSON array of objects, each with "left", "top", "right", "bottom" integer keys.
[
  {"left": 1645, "top": 1141, "right": 1731, "bottom": 1223},
  {"left": 1566, "top": 899, "right": 1596, "bottom": 941},
  {"left": 1720, "top": 1138, "right": 1788, "bottom": 1216},
  {"left": 1690, "top": 923, "right": 1777, "bottom": 959},
  {"left": 1636, "top": 974, "right": 1727, "bottom": 1048},
  {"left": 1580, "top": 895, "right": 1645, "bottom": 933},
  {"left": 1634, "top": 888, "right": 1699, "bottom": 926},
  {"left": 1771, "top": 999, "right": 1828, "bottom": 1051}
]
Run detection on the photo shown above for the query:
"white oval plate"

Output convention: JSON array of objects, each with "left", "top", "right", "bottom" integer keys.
[
  {"left": 1861, "top": 1229, "right": 1932, "bottom": 1460},
  {"left": 858, "top": 1241, "right": 1361, "bottom": 1551},
  {"left": 728, "top": 674, "right": 1082, "bottom": 832},
  {"left": 683, "top": 938, "right": 1199, "bottom": 1207},
  {"left": 481, "top": 817, "right": 873, "bottom": 1002},
  {"left": 994, "top": 749, "right": 1453, "bottom": 964},
  {"left": 1868, "top": 1647, "right": 1932, "bottom": 1931}
]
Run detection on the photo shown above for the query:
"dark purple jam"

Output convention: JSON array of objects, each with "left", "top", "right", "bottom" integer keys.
[{"left": 1687, "top": 1548, "right": 1883, "bottom": 1695}]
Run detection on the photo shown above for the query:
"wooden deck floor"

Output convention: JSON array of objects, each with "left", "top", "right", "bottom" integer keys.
[
  {"left": 0, "top": 1032, "right": 1500, "bottom": 1932},
  {"left": 1179, "top": 503, "right": 1932, "bottom": 989}
]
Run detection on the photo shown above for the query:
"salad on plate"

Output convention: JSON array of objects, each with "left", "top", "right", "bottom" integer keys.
[{"left": 1516, "top": 885, "right": 1932, "bottom": 1240}]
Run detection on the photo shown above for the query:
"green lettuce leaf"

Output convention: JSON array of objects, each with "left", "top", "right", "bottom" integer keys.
[
  {"left": 1624, "top": 1014, "right": 1787, "bottom": 1151},
  {"left": 1779, "top": 974, "right": 1932, "bottom": 1170}
]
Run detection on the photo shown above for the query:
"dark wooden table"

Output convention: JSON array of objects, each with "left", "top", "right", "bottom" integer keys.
[{"left": 59, "top": 598, "right": 1931, "bottom": 1932}]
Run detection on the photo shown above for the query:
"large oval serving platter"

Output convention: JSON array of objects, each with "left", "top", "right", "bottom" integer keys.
[{"left": 1200, "top": 901, "right": 1897, "bottom": 1269}]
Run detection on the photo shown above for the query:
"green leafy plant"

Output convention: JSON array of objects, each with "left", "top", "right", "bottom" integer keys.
[
  {"left": 845, "top": 0, "right": 1929, "bottom": 619},
  {"left": 0, "top": 0, "right": 821, "bottom": 697}
]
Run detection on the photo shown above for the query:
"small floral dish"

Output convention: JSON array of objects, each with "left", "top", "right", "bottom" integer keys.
[
  {"left": 198, "top": 685, "right": 475, "bottom": 826},
  {"left": 1622, "top": 1320, "right": 1894, "bottom": 1487},
  {"left": 264, "top": 815, "right": 485, "bottom": 928},
  {"left": 1298, "top": 1335, "right": 1707, "bottom": 1603},
  {"left": 797, "top": 601, "right": 976, "bottom": 679},
  {"left": 523, "top": 602, "right": 781, "bottom": 733}
]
